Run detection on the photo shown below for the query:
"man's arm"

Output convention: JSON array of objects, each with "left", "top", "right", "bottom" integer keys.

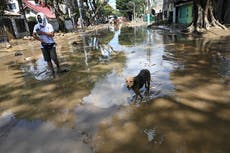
[
  {"left": 32, "top": 25, "right": 42, "bottom": 42},
  {"left": 33, "top": 32, "right": 42, "bottom": 42},
  {"left": 36, "top": 30, "right": 54, "bottom": 37}
]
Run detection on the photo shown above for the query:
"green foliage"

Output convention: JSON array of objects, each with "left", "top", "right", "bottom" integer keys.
[
  {"left": 119, "top": 26, "right": 146, "bottom": 45},
  {"left": 116, "top": 0, "right": 145, "bottom": 17},
  {"left": 132, "top": 0, "right": 145, "bottom": 15},
  {"left": 27, "top": 16, "right": 36, "bottom": 22},
  {"left": 116, "top": 0, "right": 130, "bottom": 14},
  {"left": 104, "top": 4, "right": 115, "bottom": 16},
  {"left": 99, "top": 30, "right": 114, "bottom": 44}
]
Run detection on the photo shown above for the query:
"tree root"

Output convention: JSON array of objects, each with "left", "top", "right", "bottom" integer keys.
[
  {"left": 184, "top": 0, "right": 227, "bottom": 34},
  {"left": 181, "top": 23, "right": 194, "bottom": 33},
  {"left": 211, "top": 20, "right": 227, "bottom": 29}
]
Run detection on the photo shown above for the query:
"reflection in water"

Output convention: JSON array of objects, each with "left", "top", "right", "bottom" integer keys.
[
  {"left": 99, "top": 44, "right": 115, "bottom": 64},
  {"left": 0, "top": 25, "right": 230, "bottom": 153},
  {"left": 0, "top": 111, "right": 15, "bottom": 127},
  {"left": 143, "top": 128, "right": 164, "bottom": 144},
  {"left": 83, "top": 70, "right": 130, "bottom": 108},
  {"left": 21, "top": 56, "right": 55, "bottom": 80},
  {"left": 144, "top": 128, "right": 156, "bottom": 142},
  {"left": 81, "top": 32, "right": 89, "bottom": 66},
  {"left": 83, "top": 26, "right": 176, "bottom": 108},
  {"left": 90, "top": 27, "right": 230, "bottom": 153},
  {"left": 0, "top": 104, "right": 118, "bottom": 153},
  {"left": 0, "top": 117, "right": 93, "bottom": 153}
]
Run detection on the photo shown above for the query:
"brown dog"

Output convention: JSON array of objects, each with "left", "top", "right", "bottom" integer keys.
[{"left": 125, "top": 69, "right": 151, "bottom": 100}]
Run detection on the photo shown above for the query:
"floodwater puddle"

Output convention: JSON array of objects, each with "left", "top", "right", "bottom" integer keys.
[{"left": 0, "top": 25, "right": 230, "bottom": 153}]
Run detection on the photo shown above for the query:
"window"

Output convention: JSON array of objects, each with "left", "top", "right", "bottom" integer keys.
[
  {"left": 15, "top": 19, "right": 26, "bottom": 33},
  {"left": 7, "top": 3, "right": 16, "bottom": 10}
]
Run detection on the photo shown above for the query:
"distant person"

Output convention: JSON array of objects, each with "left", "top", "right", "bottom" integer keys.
[{"left": 33, "top": 12, "right": 60, "bottom": 74}]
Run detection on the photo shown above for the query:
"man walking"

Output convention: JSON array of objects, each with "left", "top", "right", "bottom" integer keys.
[{"left": 33, "top": 12, "right": 60, "bottom": 74}]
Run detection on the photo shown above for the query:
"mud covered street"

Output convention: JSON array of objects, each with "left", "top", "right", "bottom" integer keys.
[{"left": 0, "top": 24, "right": 230, "bottom": 153}]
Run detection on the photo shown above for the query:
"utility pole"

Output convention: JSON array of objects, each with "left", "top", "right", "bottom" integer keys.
[
  {"left": 147, "top": 0, "right": 151, "bottom": 25},
  {"left": 77, "top": 0, "right": 84, "bottom": 29}
]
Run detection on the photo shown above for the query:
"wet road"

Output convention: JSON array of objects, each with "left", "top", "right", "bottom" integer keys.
[{"left": 0, "top": 25, "right": 230, "bottom": 153}]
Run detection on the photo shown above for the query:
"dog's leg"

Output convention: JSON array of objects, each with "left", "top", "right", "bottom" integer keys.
[
  {"left": 139, "top": 95, "right": 143, "bottom": 102},
  {"left": 144, "top": 79, "right": 150, "bottom": 97},
  {"left": 145, "top": 81, "right": 148, "bottom": 90},
  {"left": 147, "top": 80, "right": 150, "bottom": 92},
  {"left": 147, "top": 75, "right": 150, "bottom": 92},
  {"left": 134, "top": 89, "right": 143, "bottom": 102},
  {"left": 134, "top": 95, "right": 138, "bottom": 102}
]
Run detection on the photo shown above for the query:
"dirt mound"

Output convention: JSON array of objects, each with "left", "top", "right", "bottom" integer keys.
[{"left": 203, "top": 27, "right": 230, "bottom": 38}]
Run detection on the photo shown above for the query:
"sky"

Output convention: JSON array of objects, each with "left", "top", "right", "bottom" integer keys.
[
  {"left": 108, "top": 0, "right": 164, "bottom": 10},
  {"left": 108, "top": 0, "right": 116, "bottom": 9}
]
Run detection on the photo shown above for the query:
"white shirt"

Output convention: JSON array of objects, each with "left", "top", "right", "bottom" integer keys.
[{"left": 33, "top": 23, "right": 55, "bottom": 48}]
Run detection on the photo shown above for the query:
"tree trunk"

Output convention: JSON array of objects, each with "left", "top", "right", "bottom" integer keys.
[
  {"left": 223, "top": 0, "right": 230, "bottom": 23},
  {"left": 187, "top": 0, "right": 226, "bottom": 33},
  {"left": 49, "top": 0, "right": 67, "bottom": 32},
  {"left": 215, "top": 0, "right": 224, "bottom": 23}
]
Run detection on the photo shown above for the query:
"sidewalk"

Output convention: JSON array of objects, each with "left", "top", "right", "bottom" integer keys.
[{"left": 149, "top": 23, "right": 230, "bottom": 38}]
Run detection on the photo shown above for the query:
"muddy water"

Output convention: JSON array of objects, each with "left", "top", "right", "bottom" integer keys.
[{"left": 0, "top": 25, "right": 230, "bottom": 153}]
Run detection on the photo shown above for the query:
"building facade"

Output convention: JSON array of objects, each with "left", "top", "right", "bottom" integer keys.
[
  {"left": 175, "top": 0, "right": 193, "bottom": 24},
  {"left": 0, "top": 0, "right": 30, "bottom": 39}
]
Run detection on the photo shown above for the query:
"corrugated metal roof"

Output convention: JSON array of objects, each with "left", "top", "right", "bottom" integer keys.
[
  {"left": 4, "top": 10, "right": 21, "bottom": 16},
  {"left": 23, "top": 0, "right": 56, "bottom": 19}
]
